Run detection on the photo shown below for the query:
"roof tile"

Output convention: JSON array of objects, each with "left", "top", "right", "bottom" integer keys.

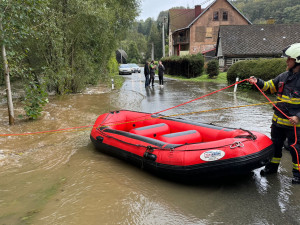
[{"left": 219, "top": 24, "right": 300, "bottom": 56}]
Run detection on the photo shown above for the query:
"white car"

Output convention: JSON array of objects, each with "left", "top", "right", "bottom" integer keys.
[
  {"left": 128, "top": 63, "right": 141, "bottom": 73},
  {"left": 119, "top": 64, "right": 132, "bottom": 75}
]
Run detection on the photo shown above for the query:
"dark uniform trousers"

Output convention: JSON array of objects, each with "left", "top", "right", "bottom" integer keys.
[{"left": 271, "top": 124, "right": 300, "bottom": 178}]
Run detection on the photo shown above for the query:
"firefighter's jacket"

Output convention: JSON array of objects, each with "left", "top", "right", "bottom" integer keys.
[{"left": 257, "top": 71, "right": 300, "bottom": 128}]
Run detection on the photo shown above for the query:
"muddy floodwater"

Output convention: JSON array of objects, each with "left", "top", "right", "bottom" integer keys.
[{"left": 1, "top": 72, "right": 300, "bottom": 225}]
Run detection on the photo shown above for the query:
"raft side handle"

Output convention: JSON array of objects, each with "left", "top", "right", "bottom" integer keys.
[
  {"left": 146, "top": 145, "right": 154, "bottom": 153},
  {"left": 230, "top": 141, "right": 244, "bottom": 149},
  {"left": 96, "top": 136, "right": 104, "bottom": 143},
  {"left": 239, "top": 128, "right": 257, "bottom": 140}
]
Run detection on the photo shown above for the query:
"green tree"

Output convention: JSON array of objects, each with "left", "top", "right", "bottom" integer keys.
[
  {"left": 282, "top": 5, "right": 300, "bottom": 24},
  {"left": 148, "top": 23, "right": 162, "bottom": 60},
  {"left": 0, "top": 0, "right": 48, "bottom": 124},
  {"left": 1, "top": 0, "right": 140, "bottom": 122},
  {"left": 27, "top": 0, "right": 139, "bottom": 93},
  {"left": 127, "top": 42, "right": 140, "bottom": 63},
  {"left": 120, "top": 27, "right": 147, "bottom": 63},
  {"left": 230, "top": 0, "right": 296, "bottom": 24}
]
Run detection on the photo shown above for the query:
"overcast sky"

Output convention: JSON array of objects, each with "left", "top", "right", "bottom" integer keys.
[{"left": 137, "top": 0, "right": 213, "bottom": 21}]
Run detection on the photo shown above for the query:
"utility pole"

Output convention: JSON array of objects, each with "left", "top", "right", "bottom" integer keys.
[
  {"left": 162, "top": 16, "right": 167, "bottom": 58},
  {"left": 151, "top": 42, "right": 154, "bottom": 60},
  {"left": 120, "top": 44, "right": 123, "bottom": 64}
]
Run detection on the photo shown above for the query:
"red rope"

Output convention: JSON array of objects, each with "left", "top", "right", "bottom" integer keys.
[
  {"left": 252, "top": 81, "right": 300, "bottom": 173},
  {"left": 0, "top": 80, "right": 248, "bottom": 137},
  {"left": 292, "top": 125, "right": 300, "bottom": 173},
  {"left": 0, "top": 124, "right": 94, "bottom": 137}
]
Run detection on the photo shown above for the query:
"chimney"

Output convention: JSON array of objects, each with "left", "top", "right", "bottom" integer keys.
[
  {"left": 267, "top": 17, "right": 275, "bottom": 24},
  {"left": 195, "top": 5, "right": 202, "bottom": 18}
]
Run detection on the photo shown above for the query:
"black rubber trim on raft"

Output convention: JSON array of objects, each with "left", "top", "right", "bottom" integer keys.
[{"left": 90, "top": 135, "right": 274, "bottom": 179}]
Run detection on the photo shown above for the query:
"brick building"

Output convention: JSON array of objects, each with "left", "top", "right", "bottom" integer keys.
[{"left": 168, "top": 0, "right": 251, "bottom": 56}]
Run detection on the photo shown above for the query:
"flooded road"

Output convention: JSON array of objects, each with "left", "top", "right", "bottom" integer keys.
[{"left": 1, "top": 72, "right": 300, "bottom": 224}]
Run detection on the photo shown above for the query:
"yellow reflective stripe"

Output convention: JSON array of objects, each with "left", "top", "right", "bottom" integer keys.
[
  {"left": 278, "top": 95, "right": 300, "bottom": 104},
  {"left": 272, "top": 114, "right": 300, "bottom": 127},
  {"left": 269, "top": 80, "right": 277, "bottom": 94},
  {"left": 271, "top": 157, "right": 281, "bottom": 164},
  {"left": 262, "top": 81, "right": 270, "bottom": 91},
  {"left": 262, "top": 80, "right": 277, "bottom": 94},
  {"left": 293, "top": 163, "right": 300, "bottom": 170}
]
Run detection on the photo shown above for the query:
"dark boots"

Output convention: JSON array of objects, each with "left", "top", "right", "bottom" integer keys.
[
  {"left": 261, "top": 162, "right": 300, "bottom": 184},
  {"left": 260, "top": 163, "right": 279, "bottom": 175},
  {"left": 292, "top": 170, "right": 300, "bottom": 184},
  {"left": 292, "top": 176, "right": 300, "bottom": 184}
]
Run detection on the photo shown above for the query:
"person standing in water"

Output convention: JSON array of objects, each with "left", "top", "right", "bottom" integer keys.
[
  {"left": 248, "top": 43, "right": 300, "bottom": 184},
  {"left": 158, "top": 61, "right": 165, "bottom": 87},
  {"left": 144, "top": 61, "right": 150, "bottom": 88},
  {"left": 149, "top": 60, "right": 157, "bottom": 87}
]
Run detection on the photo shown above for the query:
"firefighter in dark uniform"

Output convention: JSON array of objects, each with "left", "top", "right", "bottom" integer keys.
[{"left": 249, "top": 43, "right": 300, "bottom": 184}]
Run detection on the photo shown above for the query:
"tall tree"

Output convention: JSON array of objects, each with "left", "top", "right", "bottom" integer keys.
[
  {"left": 148, "top": 23, "right": 162, "bottom": 60},
  {"left": 231, "top": 0, "right": 296, "bottom": 24},
  {"left": 127, "top": 41, "right": 140, "bottom": 63},
  {"left": 1, "top": 0, "right": 140, "bottom": 121},
  {"left": 1, "top": 22, "right": 14, "bottom": 125},
  {"left": 0, "top": 0, "right": 47, "bottom": 124}
]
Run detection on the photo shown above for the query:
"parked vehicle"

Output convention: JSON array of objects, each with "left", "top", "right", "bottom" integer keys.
[
  {"left": 128, "top": 63, "right": 141, "bottom": 73},
  {"left": 119, "top": 64, "right": 132, "bottom": 75}
]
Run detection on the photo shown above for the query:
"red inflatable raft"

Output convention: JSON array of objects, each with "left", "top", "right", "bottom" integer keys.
[{"left": 90, "top": 110, "right": 274, "bottom": 179}]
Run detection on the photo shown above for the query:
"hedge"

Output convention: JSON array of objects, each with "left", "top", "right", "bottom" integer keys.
[
  {"left": 161, "top": 53, "right": 204, "bottom": 78},
  {"left": 206, "top": 60, "right": 219, "bottom": 78},
  {"left": 227, "top": 58, "right": 287, "bottom": 84}
]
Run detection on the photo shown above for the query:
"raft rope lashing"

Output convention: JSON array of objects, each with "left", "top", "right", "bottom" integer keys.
[{"left": 252, "top": 81, "right": 300, "bottom": 173}]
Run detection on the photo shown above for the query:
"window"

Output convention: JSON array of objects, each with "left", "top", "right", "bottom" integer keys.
[
  {"left": 195, "top": 26, "right": 205, "bottom": 42},
  {"left": 213, "top": 11, "right": 219, "bottom": 21},
  {"left": 223, "top": 11, "right": 228, "bottom": 21},
  {"left": 206, "top": 27, "right": 213, "bottom": 38}
]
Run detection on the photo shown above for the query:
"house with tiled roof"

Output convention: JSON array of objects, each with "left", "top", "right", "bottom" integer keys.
[
  {"left": 216, "top": 24, "right": 300, "bottom": 69},
  {"left": 168, "top": 0, "right": 251, "bottom": 57}
]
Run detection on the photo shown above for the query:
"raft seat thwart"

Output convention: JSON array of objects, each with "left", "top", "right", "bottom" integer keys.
[
  {"left": 130, "top": 123, "right": 170, "bottom": 138},
  {"left": 157, "top": 130, "right": 202, "bottom": 144}
]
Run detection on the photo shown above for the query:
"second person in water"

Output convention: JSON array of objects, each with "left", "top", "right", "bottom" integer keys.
[
  {"left": 158, "top": 61, "right": 165, "bottom": 87},
  {"left": 149, "top": 60, "right": 156, "bottom": 87},
  {"left": 149, "top": 60, "right": 165, "bottom": 87}
]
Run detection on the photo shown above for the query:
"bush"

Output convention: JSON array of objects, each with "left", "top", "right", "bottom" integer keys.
[
  {"left": 206, "top": 60, "right": 219, "bottom": 78},
  {"left": 227, "top": 58, "right": 286, "bottom": 84},
  {"left": 103, "top": 53, "right": 121, "bottom": 87},
  {"left": 23, "top": 80, "right": 48, "bottom": 120},
  {"left": 161, "top": 53, "right": 204, "bottom": 78},
  {"left": 107, "top": 53, "right": 119, "bottom": 75}
]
